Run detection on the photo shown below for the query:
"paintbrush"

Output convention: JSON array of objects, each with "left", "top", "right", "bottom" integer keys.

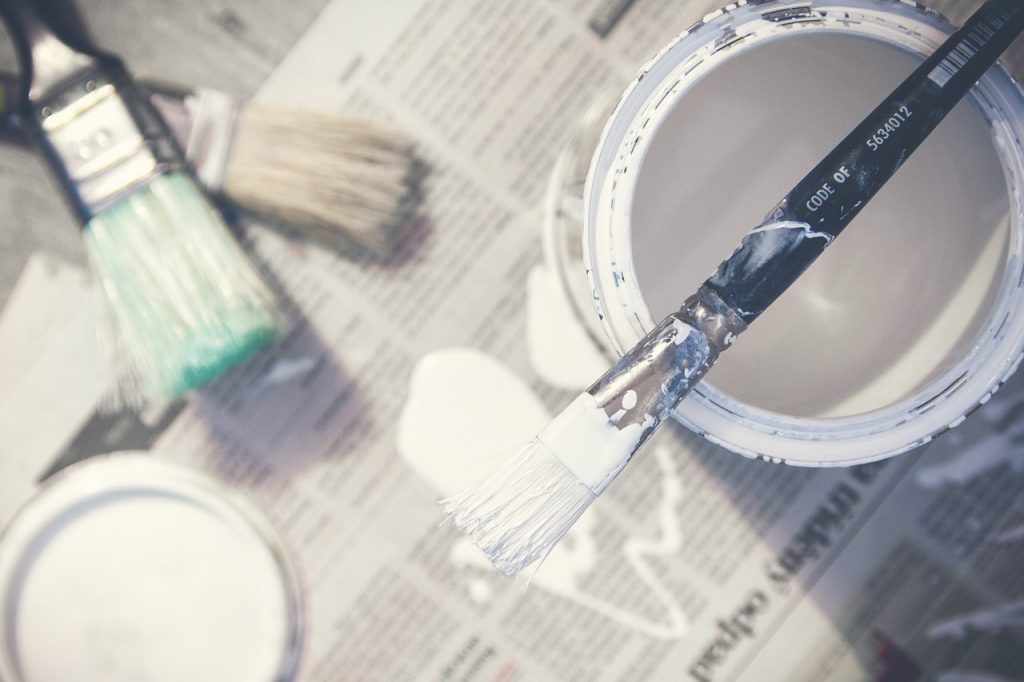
[
  {"left": 444, "top": 0, "right": 1024, "bottom": 576},
  {"left": 145, "top": 83, "right": 419, "bottom": 257},
  {"left": 0, "top": 0, "right": 281, "bottom": 399},
  {"left": 0, "top": 72, "right": 419, "bottom": 257}
]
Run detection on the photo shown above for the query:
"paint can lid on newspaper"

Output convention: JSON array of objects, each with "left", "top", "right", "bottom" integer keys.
[{"left": 0, "top": 453, "right": 302, "bottom": 682}]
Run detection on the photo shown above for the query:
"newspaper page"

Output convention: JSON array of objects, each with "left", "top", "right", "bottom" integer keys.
[{"left": 2, "top": 1, "right": 1022, "bottom": 681}]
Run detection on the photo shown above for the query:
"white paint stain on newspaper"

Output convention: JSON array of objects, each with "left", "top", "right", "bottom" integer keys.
[
  {"left": 397, "top": 348, "right": 688, "bottom": 638},
  {"left": 927, "top": 599, "right": 1024, "bottom": 640},
  {"left": 915, "top": 392, "right": 1024, "bottom": 490}
]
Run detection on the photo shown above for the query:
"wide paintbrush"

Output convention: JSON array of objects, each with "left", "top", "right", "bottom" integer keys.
[{"left": 444, "top": 0, "right": 1024, "bottom": 576}]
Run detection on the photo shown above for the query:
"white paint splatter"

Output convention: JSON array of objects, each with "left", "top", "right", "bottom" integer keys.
[
  {"left": 747, "top": 220, "right": 835, "bottom": 245},
  {"left": 927, "top": 599, "right": 1024, "bottom": 639},
  {"left": 398, "top": 349, "right": 690, "bottom": 638},
  {"left": 915, "top": 430, "right": 1024, "bottom": 489}
]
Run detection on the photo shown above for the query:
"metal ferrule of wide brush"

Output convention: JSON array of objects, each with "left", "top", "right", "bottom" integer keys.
[
  {"left": 584, "top": 287, "right": 746, "bottom": 454},
  {"left": 31, "top": 63, "right": 187, "bottom": 223}
]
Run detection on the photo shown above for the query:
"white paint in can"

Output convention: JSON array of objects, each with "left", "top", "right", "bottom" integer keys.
[{"left": 581, "top": 1, "right": 1024, "bottom": 464}]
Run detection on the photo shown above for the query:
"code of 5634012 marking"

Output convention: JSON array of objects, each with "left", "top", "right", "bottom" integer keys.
[{"left": 866, "top": 105, "right": 913, "bottom": 151}]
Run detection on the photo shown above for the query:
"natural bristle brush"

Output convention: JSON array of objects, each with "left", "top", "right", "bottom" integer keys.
[
  {"left": 146, "top": 84, "right": 419, "bottom": 258},
  {"left": 0, "top": 70, "right": 420, "bottom": 259},
  {"left": 0, "top": 0, "right": 281, "bottom": 399},
  {"left": 444, "top": 0, "right": 1024, "bottom": 576}
]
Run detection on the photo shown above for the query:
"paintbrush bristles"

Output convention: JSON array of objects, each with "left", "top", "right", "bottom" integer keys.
[
  {"left": 86, "top": 173, "right": 280, "bottom": 400},
  {"left": 223, "top": 106, "right": 417, "bottom": 256},
  {"left": 442, "top": 440, "right": 596, "bottom": 576}
]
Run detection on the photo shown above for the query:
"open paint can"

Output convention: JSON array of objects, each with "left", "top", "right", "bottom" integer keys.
[
  {"left": 0, "top": 454, "right": 302, "bottom": 682},
  {"left": 551, "top": 0, "right": 1024, "bottom": 465}
]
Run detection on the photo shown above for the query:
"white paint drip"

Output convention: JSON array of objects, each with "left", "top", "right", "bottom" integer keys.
[
  {"left": 747, "top": 220, "right": 834, "bottom": 245},
  {"left": 927, "top": 599, "right": 1024, "bottom": 639},
  {"left": 397, "top": 349, "right": 689, "bottom": 638},
  {"left": 525, "top": 265, "right": 609, "bottom": 391},
  {"left": 915, "top": 416, "right": 1024, "bottom": 489},
  {"left": 716, "top": 221, "right": 826, "bottom": 278}
]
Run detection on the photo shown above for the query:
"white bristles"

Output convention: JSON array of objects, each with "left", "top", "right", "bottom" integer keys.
[
  {"left": 442, "top": 440, "right": 596, "bottom": 576},
  {"left": 222, "top": 106, "right": 417, "bottom": 256}
]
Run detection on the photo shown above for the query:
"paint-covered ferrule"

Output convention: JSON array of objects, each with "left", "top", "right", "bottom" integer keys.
[
  {"left": 586, "top": 312, "right": 712, "bottom": 455},
  {"left": 32, "top": 65, "right": 187, "bottom": 223},
  {"left": 678, "top": 285, "right": 748, "bottom": 359},
  {"left": 539, "top": 313, "right": 713, "bottom": 495}
]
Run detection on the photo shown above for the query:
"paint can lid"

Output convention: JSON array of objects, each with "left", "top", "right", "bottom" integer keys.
[{"left": 0, "top": 453, "right": 302, "bottom": 682}]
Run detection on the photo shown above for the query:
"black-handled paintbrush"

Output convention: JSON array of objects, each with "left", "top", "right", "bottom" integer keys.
[
  {"left": 0, "top": 0, "right": 281, "bottom": 400},
  {"left": 0, "top": 70, "right": 419, "bottom": 258},
  {"left": 444, "top": 0, "right": 1024, "bottom": 576}
]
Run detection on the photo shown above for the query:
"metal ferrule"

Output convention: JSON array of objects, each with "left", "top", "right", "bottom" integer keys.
[
  {"left": 679, "top": 285, "right": 749, "bottom": 360},
  {"left": 33, "top": 64, "right": 185, "bottom": 223},
  {"left": 585, "top": 285, "right": 747, "bottom": 454}
]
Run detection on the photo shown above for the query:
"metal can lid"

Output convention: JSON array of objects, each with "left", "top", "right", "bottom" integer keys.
[{"left": 0, "top": 453, "right": 303, "bottom": 682}]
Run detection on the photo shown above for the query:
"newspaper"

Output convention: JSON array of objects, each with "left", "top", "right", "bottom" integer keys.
[{"left": 2, "top": 0, "right": 1023, "bottom": 680}]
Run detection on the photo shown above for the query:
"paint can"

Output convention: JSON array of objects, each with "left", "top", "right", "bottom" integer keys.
[
  {"left": 0, "top": 454, "right": 303, "bottom": 682},
  {"left": 549, "top": 1, "right": 1024, "bottom": 465}
]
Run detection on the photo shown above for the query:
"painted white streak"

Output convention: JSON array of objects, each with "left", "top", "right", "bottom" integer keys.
[
  {"left": 915, "top": 430, "right": 1024, "bottom": 489},
  {"left": 747, "top": 220, "right": 834, "bottom": 244},
  {"left": 539, "top": 392, "right": 651, "bottom": 494},
  {"left": 927, "top": 599, "right": 1024, "bottom": 639}
]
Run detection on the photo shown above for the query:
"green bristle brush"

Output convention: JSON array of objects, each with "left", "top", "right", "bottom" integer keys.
[{"left": 0, "top": 0, "right": 281, "bottom": 399}]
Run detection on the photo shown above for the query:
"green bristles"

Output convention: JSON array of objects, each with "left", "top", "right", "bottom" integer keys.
[{"left": 86, "top": 172, "right": 280, "bottom": 398}]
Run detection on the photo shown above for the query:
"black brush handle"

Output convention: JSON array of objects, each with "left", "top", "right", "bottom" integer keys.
[
  {"left": 0, "top": 71, "right": 23, "bottom": 141},
  {"left": 704, "top": 0, "right": 1024, "bottom": 325},
  {"left": 0, "top": 0, "right": 103, "bottom": 102}
]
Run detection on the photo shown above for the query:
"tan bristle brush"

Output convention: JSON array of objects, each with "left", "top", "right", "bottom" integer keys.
[
  {"left": 0, "top": 73, "right": 420, "bottom": 258},
  {"left": 144, "top": 85, "right": 418, "bottom": 257},
  {"left": 0, "top": 0, "right": 281, "bottom": 400}
]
